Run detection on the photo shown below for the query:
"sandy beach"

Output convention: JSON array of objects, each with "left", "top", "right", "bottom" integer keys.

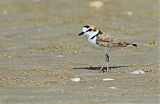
[{"left": 0, "top": 0, "right": 159, "bottom": 104}]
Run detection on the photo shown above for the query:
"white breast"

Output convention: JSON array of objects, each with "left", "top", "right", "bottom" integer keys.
[{"left": 88, "top": 37, "right": 102, "bottom": 50}]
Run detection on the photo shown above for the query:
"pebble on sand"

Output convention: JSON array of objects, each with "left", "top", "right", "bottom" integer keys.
[
  {"left": 89, "top": 87, "right": 94, "bottom": 89},
  {"left": 56, "top": 55, "right": 63, "bottom": 58},
  {"left": 102, "top": 78, "right": 114, "bottom": 81},
  {"left": 109, "top": 86, "right": 117, "bottom": 89},
  {"left": 3, "top": 10, "right": 8, "bottom": 15},
  {"left": 125, "top": 11, "right": 133, "bottom": 16},
  {"left": 130, "top": 70, "right": 145, "bottom": 74},
  {"left": 90, "top": 1, "right": 104, "bottom": 9},
  {"left": 71, "top": 78, "right": 80, "bottom": 82}
]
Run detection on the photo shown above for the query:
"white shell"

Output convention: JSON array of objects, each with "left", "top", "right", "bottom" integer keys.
[
  {"left": 109, "top": 86, "right": 117, "bottom": 89},
  {"left": 102, "top": 78, "right": 114, "bottom": 81},
  {"left": 71, "top": 78, "right": 80, "bottom": 82},
  {"left": 130, "top": 70, "right": 145, "bottom": 74},
  {"left": 90, "top": 1, "right": 104, "bottom": 9},
  {"left": 125, "top": 11, "right": 133, "bottom": 16}
]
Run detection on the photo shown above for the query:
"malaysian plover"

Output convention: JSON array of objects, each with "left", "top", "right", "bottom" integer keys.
[{"left": 78, "top": 25, "right": 137, "bottom": 72}]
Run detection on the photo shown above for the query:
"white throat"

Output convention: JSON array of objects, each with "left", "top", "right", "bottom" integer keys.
[{"left": 84, "top": 31, "right": 99, "bottom": 40}]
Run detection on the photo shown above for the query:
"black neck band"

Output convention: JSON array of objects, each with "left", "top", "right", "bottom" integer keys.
[{"left": 90, "top": 31, "right": 103, "bottom": 39}]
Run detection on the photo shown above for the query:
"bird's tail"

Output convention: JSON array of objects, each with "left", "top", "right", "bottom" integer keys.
[{"left": 118, "top": 41, "right": 137, "bottom": 47}]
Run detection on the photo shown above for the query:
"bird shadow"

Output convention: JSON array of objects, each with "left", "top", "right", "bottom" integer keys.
[{"left": 73, "top": 66, "right": 128, "bottom": 70}]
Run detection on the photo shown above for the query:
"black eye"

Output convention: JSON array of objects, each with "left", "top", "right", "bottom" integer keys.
[
  {"left": 93, "top": 29, "right": 96, "bottom": 31},
  {"left": 84, "top": 25, "right": 90, "bottom": 28}
]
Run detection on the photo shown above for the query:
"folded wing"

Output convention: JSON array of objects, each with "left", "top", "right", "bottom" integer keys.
[{"left": 96, "top": 34, "right": 137, "bottom": 47}]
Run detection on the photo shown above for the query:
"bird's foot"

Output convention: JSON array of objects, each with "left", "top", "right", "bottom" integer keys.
[{"left": 99, "top": 67, "right": 109, "bottom": 72}]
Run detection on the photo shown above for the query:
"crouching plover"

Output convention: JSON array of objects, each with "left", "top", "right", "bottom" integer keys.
[{"left": 78, "top": 25, "right": 137, "bottom": 72}]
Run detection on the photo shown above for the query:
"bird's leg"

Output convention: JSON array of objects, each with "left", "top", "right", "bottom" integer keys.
[
  {"left": 105, "top": 52, "right": 109, "bottom": 72},
  {"left": 100, "top": 61, "right": 106, "bottom": 72},
  {"left": 100, "top": 52, "right": 109, "bottom": 72}
]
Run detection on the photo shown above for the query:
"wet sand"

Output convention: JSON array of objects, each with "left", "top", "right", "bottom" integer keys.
[{"left": 0, "top": 0, "right": 159, "bottom": 104}]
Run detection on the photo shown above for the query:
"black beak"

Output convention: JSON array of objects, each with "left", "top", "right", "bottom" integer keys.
[
  {"left": 78, "top": 32, "right": 84, "bottom": 36},
  {"left": 99, "top": 30, "right": 103, "bottom": 34}
]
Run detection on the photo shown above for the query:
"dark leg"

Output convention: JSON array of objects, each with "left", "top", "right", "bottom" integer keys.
[
  {"left": 105, "top": 52, "right": 109, "bottom": 62},
  {"left": 105, "top": 52, "right": 109, "bottom": 72},
  {"left": 100, "top": 52, "right": 109, "bottom": 72}
]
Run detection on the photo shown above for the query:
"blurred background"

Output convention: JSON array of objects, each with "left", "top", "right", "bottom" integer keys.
[
  {"left": 0, "top": 0, "right": 159, "bottom": 103},
  {"left": 0, "top": 0, "right": 159, "bottom": 66}
]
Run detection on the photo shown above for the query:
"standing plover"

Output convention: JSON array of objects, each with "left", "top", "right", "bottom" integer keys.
[{"left": 78, "top": 25, "right": 137, "bottom": 72}]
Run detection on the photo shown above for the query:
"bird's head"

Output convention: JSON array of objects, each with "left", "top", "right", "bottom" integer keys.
[{"left": 78, "top": 25, "right": 103, "bottom": 39}]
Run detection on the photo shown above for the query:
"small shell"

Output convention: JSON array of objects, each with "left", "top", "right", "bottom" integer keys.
[
  {"left": 109, "top": 86, "right": 117, "bottom": 89},
  {"left": 130, "top": 70, "right": 145, "bottom": 74},
  {"left": 71, "top": 78, "right": 80, "bottom": 82},
  {"left": 56, "top": 55, "right": 63, "bottom": 58},
  {"left": 89, "top": 87, "right": 94, "bottom": 89},
  {"left": 125, "top": 11, "right": 133, "bottom": 16},
  {"left": 90, "top": 1, "right": 104, "bottom": 9},
  {"left": 102, "top": 78, "right": 114, "bottom": 81},
  {"left": 3, "top": 10, "right": 8, "bottom": 15}
]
